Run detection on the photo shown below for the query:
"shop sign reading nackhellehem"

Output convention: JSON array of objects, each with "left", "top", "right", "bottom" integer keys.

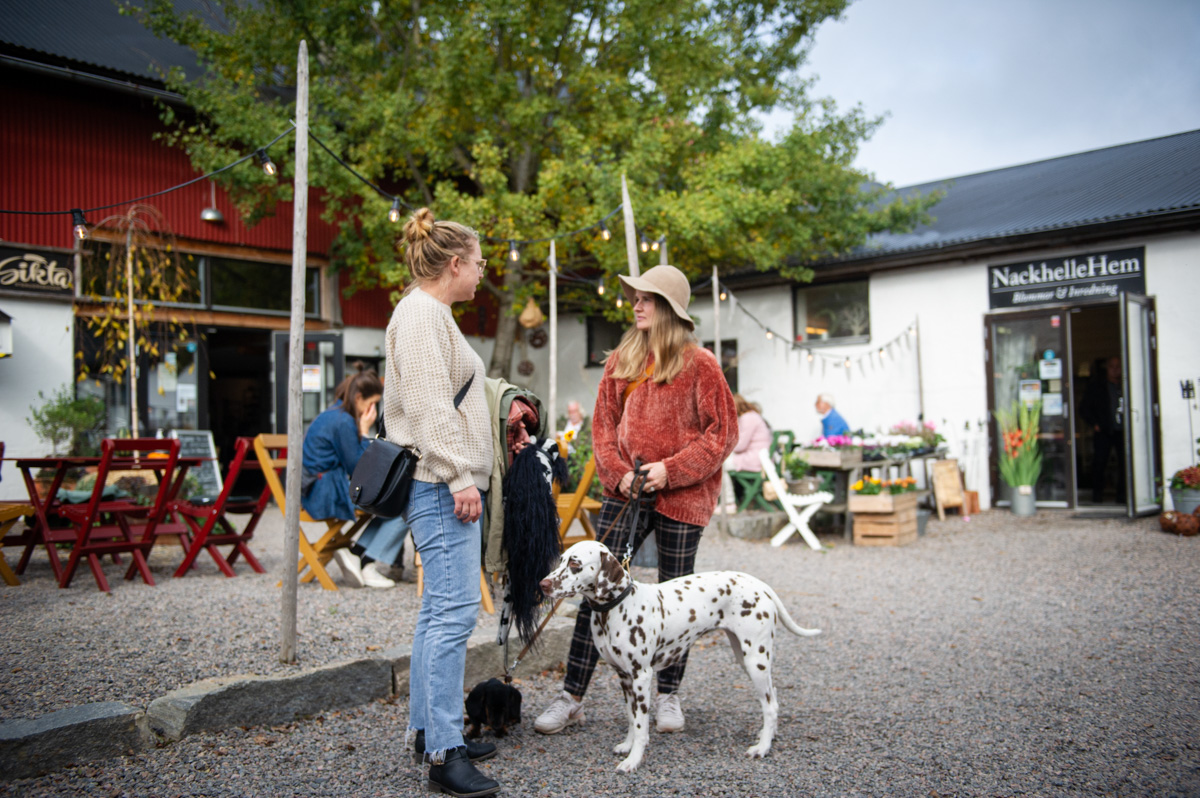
[
  {"left": 988, "top": 247, "right": 1145, "bottom": 309},
  {"left": 0, "top": 247, "right": 74, "bottom": 296}
]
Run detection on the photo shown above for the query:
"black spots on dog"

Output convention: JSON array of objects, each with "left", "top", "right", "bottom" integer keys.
[
  {"left": 637, "top": 615, "right": 644, "bottom": 625},
  {"left": 758, "top": 645, "right": 765, "bottom": 654},
  {"left": 698, "top": 586, "right": 705, "bottom": 592},
  {"left": 639, "top": 701, "right": 649, "bottom": 715},
  {"left": 757, "top": 663, "right": 766, "bottom": 671},
  {"left": 717, "top": 609, "right": 724, "bottom": 620},
  {"left": 712, "top": 597, "right": 719, "bottom": 604},
  {"left": 600, "top": 552, "right": 626, "bottom": 586},
  {"left": 755, "top": 612, "right": 764, "bottom": 620},
  {"left": 744, "top": 638, "right": 751, "bottom": 647},
  {"left": 765, "top": 692, "right": 772, "bottom": 703},
  {"left": 741, "top": 600, "right": 755, "bottom": 610},
  {"left": 688, "top": 609, "right": 697, "bottom": 623},
  {"left": 741, "top": 609, "right": 752, "bottom": 617}
]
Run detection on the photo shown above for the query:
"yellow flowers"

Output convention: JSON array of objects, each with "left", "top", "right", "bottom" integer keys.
[{"left": 562, "top": 429, "right": 576, "bottom": 443}]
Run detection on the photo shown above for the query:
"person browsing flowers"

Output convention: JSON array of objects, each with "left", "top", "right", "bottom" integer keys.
[{"left": 534, "top": 264, "right": 739, "bottom": 737}]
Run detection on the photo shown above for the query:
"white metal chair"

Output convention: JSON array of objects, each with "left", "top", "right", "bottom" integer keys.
[{"left": 758, "top": 448, "right": 833, "bottom": 550}]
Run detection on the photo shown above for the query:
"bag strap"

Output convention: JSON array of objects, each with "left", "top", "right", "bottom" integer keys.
[{"left": 453, "top": 372, "right": 475, "bottom": 409}]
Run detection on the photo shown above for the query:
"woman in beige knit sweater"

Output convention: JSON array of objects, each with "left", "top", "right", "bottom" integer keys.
[{"left": 383, "top": 208, "right": 499, "bottom": 797}]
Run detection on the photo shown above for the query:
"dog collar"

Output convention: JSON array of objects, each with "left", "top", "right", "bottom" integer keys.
[{"left": 587, "top": 583, "right": 634, "bottom": 613}]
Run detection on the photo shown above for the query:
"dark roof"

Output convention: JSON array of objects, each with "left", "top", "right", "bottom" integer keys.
[
  {"left": 849, "top": 128, "right": 1200, "bottom": 262},
  {"left": 0, "top": 0, "right": 209, "bottom": 85}
]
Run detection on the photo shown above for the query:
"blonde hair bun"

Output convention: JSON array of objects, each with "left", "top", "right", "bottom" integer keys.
[{"left": 404, "top": 207, "right": 436, "bottom": 243}]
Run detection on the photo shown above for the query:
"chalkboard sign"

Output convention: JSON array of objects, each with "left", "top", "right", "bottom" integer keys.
[{"left": 169, "top": 430, "right": 222, "bottom": 499}]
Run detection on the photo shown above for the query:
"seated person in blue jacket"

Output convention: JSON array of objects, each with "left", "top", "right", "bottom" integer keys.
[
  {"left": 815, "top": 392, "right": 851, "bottom": 438},
  {"left": 302, "top": 368, "right": 408, "bottom": 589}
]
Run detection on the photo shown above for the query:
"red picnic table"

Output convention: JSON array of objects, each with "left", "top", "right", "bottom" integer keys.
[{"left": 11, "top": 438, "right": 208, "bottom": 592}]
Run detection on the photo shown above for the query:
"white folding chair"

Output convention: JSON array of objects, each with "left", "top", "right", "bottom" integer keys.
[{"left": 758, "top": 448, "right": 833, "bottom": 550}]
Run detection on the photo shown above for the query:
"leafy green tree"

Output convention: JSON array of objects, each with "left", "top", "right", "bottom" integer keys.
[{"left": 132, "top": 0, "right": 936, "bottom": 378}]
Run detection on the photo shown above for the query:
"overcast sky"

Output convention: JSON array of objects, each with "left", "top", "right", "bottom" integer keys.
[{"left": 762, "top": 0, "right": 1200, "bottom": 187}]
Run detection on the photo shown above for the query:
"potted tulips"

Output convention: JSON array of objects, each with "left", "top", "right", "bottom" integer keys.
[{"left": 995, "top": 400, "right": 1043, "bottom": 517}]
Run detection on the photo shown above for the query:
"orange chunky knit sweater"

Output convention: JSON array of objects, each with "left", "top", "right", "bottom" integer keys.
[{"left": 593, "top": 346, "right": 738, "bottom": 527}]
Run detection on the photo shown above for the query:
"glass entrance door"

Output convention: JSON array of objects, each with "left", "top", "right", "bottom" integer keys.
[
  {"left": 1120, "top": 294, "right": 1161, "bottom": 516},
  {"left": 271, "top": 331, "right": 344, "bottom": 434},
  {"left": 987, "top": 312, "right": 1073, "bottom": 505}
]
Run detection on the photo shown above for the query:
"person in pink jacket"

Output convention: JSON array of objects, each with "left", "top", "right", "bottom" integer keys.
[{"left": 728, "top": 394, "right": 772, "bottom": 472}]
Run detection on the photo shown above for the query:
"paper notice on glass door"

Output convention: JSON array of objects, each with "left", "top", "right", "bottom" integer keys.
[
  {"left": 1018, "top": 380, "right": 1042, "bottom": 407},
  {"left": 1043, "top": 392, "right": 1063, "bottom": 416}
]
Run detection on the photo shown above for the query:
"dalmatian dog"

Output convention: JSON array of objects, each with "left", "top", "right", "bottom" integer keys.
[{"left": 539, "top": 540, "right": 821, "bottom": 772}]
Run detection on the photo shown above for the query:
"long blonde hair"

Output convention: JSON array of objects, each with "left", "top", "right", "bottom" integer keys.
[{"left": 606, "top": 295, "right": 697, "bottom": 384}]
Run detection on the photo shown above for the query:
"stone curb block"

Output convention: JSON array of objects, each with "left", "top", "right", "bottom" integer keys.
[
  {"left": 707, "top": 511, "right": 788, "bottom": 541},
  {"left": 147, "top": 657, "right": 392, "bottom": 740},
  {"left": 0, "top": 702, "right": 152, "bottom": 781},
  {"left": 385, "top": 615, "right": 577, "bottom": 697}
]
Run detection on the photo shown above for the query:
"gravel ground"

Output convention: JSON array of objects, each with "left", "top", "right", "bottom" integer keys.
[{"left": 3, "top": 508, "right": 1199, "bottom": 796}]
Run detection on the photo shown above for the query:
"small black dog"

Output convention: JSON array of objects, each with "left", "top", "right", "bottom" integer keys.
[{"left": 464, "top": 679, "right": 522, "bottom": 738}]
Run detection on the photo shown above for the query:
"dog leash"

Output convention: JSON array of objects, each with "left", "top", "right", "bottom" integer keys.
[{"left": 500, "top": 462, "right": 651, "bottom": 682}]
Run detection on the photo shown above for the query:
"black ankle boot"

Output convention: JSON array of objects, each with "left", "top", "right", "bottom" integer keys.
[
  {"left": 414, "top": 730, "right": 496, "bottom": 763},
  {"left": 427, "top": 746, "right": 501, "bottom": 797}
]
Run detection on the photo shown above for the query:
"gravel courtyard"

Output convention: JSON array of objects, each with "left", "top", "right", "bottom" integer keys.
[{"left": 2, "top": 508, "right": 1198, "bottom": 796}]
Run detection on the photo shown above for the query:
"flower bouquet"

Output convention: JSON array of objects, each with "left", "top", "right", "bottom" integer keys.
[{"left": 995, "top": 400, "right": 1042, "bottom": 515}]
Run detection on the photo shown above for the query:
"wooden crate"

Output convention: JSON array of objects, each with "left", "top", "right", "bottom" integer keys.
[
  {"left": 802, "top": 448, "right": 862, "bottom": 468},
  {"left": 848, "top": 492, "right": 918, "bottom": 514},
  {"left": 852, "top": 506, "right": 918, "bottom": 546}
]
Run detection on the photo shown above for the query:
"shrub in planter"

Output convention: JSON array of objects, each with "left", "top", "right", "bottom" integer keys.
[{"left": 1169, "top": 465, "right": 1200, "bottom": 515}]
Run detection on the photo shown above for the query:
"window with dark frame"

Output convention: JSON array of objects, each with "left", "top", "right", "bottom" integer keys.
[
  {"left": 586, "top": 316, "right": 625, "bottom": 367},
  {"left": 793, "top": 280, "right": 870, "bottom": 345},
  {"left": 702, "top": 340, "right": 739, "bottom": 394}
]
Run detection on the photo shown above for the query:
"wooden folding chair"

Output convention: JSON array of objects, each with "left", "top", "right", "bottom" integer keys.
[
  {"left": 0, "top": 503, "right": 34, "bottom": 586},
  {"left": 58, "top": 437, "right": 182, "bottom": 591},
  {"left": 759, "top": 448, "right": 833, "bottom": 551},
  {"left": 253, "top": 434, "right": 370, "bottom": 591},
  {"left": 168, "top": 437, "right": 269, "bottom": 578},
  {"left": 728, "top": 469, "right": 777, "bottom": 513},
  {"left": 554, "top": 445, "right": 601, "bottom": 549}
]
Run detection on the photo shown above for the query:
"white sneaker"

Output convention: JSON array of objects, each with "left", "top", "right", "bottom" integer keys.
[
  {"left": 656, "top": 693, "right": 684, "bottom": 732},
  {"left": 534, "top": 691, "right": 585, "bottom": 734},
  {"left": 361, "top": 561, "right": 396, "bottom": 589},
  {"left": 333, "top": 549, "right": 365, "bottom": 588}
]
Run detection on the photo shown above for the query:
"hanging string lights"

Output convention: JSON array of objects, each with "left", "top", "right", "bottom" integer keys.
[
  {"left": 70, "top": 209, "right": 88, "bottom": 241},
  {"left": 256, "top": 149, "right": 277, "bottom": 176}
]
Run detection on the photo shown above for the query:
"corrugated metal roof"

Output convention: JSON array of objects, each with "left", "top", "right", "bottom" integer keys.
[
  {"left": 0, "top": 0, "right": 208, "bottom": 83},
  {"left": 853, "top": 129, "right": 1200, "bottom": 260}
]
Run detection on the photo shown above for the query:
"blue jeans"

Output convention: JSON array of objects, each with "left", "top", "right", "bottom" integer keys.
[
  {"left": 406, "top": 480, "right": 483, "bottom": 760},
  {"left": 356, "top": 514, "right": 408, "bottom": 565}
]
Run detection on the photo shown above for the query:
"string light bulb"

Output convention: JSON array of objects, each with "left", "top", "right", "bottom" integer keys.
[
  {"left": 388, "top": 198, "right": 401, "bottom": 224},
  {"left": 597, "top": 283, "right": 605, "bottom": 296},
  {"left": 844, "top": 357, "right": 851, "bottom": 369},
  {"left": 719, "top": 291, "right": 727, "bottom": 301},
  {"left": 615, "top": 295, "right": 623, "bottom": 308},
  {"left": 508, "top": 241, "right": 520, "bottom": 262},
  {"left": 256, "top": 149, "right": 277, "bottom": 177},
  {"left": 599, "top": 221, "right": 611, "bottom": 241},
  {"left": 640, "top": 233, "right": 650, "bottom": 253},
  {"left": 650, "top": 236, "right": 660, "bottom": 252},
  {"left": 765, "top": 329, "right": 774, "bottom": 340},
  {"left": 806, "top": 350, "right": 813, "bottom": 362},
  {"left": 71, "top": 208, "right": 88, "bottom": 241}
]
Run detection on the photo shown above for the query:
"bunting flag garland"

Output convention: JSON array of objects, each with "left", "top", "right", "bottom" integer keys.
[{"left": 713, "top": 277, "right": 918, "bottom": 381}]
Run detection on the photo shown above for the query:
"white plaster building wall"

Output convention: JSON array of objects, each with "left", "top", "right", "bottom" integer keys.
[
  {"left": 0, "top": 297, "right": 75, "bottom": 500},
  {"left": 1144, "top": 232, "right": 1200, "bottom": 504},
  {"left": 689, "top": 263, "right": 994, "bottom": 506}
]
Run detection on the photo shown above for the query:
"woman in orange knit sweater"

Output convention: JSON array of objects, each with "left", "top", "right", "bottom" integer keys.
[{"left": 535, "top": 264, "right": 738, "bottom": 736}]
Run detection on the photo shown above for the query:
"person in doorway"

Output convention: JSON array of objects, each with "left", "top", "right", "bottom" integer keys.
[
  {"left": 534, "top": 264, "right": 738, "bottom": 737},
  {"left": 301, "top": 368, "right": 407, "bottom": 589},
  {"left": 1080, "top": 356, "right": 1125, "bottom": 503},
  {"left": 385, "top": 208, "right": 499, "bottom": 797},
  {"left": 815, "top": 392, "right": 851, "bottom": 438}
]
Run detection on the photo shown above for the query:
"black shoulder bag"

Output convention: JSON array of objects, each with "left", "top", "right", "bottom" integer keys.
[{"left": 351, "top": 372, "right": 475, "bottom": 518}]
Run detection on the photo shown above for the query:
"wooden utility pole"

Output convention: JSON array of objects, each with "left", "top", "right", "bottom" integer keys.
[
  {"left": 280, "top": 39, "right": 309, "bottom": 665},
  {"left": 621, "top": 175, "right": 639, "bottom": 278},
  {"left": 548, "top": 241, "right": 558, "bottom": 437}
]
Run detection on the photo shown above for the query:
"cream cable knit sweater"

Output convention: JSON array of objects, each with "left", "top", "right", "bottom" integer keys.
[{"left": 383, "top": 287, "right": 492, "bottom": 493}]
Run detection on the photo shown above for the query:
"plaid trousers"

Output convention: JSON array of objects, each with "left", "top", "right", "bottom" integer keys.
[{"left": 563, "top": 495, "right": 704, "bottom": 698}]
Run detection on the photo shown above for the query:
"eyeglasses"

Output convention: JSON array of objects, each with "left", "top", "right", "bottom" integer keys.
[{"left": 475, "top": 258, "right": 488, "bottom": 273}]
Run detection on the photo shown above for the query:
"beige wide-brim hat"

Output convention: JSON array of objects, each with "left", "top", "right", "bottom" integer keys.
[{"left": 618, "top": 265, "right": 694, "bottom": 330}]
